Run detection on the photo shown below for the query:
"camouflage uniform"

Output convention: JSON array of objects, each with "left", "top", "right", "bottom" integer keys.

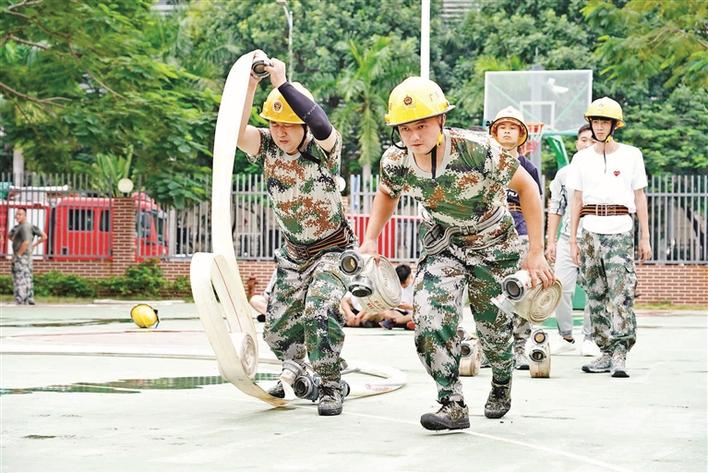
[
  {"left": 380, "top": 128, "right": 520, "bottom": 403},
  {"left": 11, "top": 254, "right": 34, "bottom": 304},
  {"left": 247, "top": 128, "right": 353, "bottom": 389},
  {"left": 578, "top": 230, "right": 637, "bottom": 354}
]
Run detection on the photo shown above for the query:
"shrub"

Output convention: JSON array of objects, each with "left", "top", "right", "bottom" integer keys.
[
  {"left": 0, "top": 275, "right": 12, "bottom": 295},
  {"left": 34, "top": 271, "right": 96, "bottom": 298}
]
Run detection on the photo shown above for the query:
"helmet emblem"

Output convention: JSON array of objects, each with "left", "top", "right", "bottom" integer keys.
[
  {"left": 403, "top": 96, "right": 413, "bottom": 106},
  {"left": 273, "top": 101, "right": 282, "bottom": 112},
  {"left": 613, "top": 170, "right": 620, "bottom": 177}
]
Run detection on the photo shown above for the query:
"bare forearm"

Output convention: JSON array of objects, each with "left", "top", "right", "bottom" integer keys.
[
  {"left": 17, "top": 241, "right": 29, "bottom": 256},
  {"left": 363, "top": 189, "right": 399, "bottom": 245},
  {"left": 546, "top": 213, "right": 561, "bottom": 243},
  {"left": 569, "top": 191, "right": 582, "bottom": 243},
  {"left": 518, "top": 188, "right": 544, "bottom": 253},
  {"left": 635, "top": 190, "right": 650, "bottom": 240}
]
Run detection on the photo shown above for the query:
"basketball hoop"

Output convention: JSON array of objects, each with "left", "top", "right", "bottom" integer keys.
[{"left": 520, "top": 122, "right": 544, "bottom": 157}]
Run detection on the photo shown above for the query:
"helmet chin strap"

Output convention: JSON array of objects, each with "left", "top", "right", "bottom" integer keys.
[
  {"left": 429, "top": 118, "right": 445, "bottom": 180},
  {"left": 590, "top": 119, "right": 617, "bottom": 173}
]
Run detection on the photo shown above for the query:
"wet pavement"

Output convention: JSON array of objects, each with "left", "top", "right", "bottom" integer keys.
[{"left": 1, "top": 302, "right": 706, "bottom": 472}]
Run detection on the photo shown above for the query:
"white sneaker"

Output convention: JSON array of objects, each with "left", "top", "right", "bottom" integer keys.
[
  {"left": 551, "top": 337, "right": 576, "bottom": 355},
  {"left": 581, "top": 339, "right": 601, "bottom": 357}
]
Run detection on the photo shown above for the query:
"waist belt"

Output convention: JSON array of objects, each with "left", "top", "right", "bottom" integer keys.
[
  {"left": 508, "top": 203, "right": 522, "bottom": 213},
  {"left": 422, "top": 206, "right": 506, "bottom": 255},
  {"left": 580, "top": 204, "right": 629, "bottom": 217},
  {"left": 285, "top": 223, "right": 352, "bottom": 261}
]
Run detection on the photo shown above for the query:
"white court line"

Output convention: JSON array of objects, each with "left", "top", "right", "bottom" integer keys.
[{"left": 343, "top": 411, "right": 631, "bottom": 472}]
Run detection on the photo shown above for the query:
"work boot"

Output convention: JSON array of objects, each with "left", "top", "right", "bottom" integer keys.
[
  {"left": 581, "top": 353, "right": 612, "bottom": 373},
  {"left": 267, "top": 381, "right": 286, "bottom": 399},
  {"left": 514, "top": 351, "right": 530, "bottom": 370},
  {"left": 611, "top": 349, "right": 629, "bottom": 378},
  {"left": 317, "top": 385, "right": 343, "bottom": 416},
  {"left": 420, "top": 398, "right": 470, "bottom": 431},
  {"left": 484, "top": 380, "right": 512, "bottom": 419}
]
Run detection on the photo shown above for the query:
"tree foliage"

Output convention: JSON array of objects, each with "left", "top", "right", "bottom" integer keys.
[{"left": 1, "top": 0, "right": 705, "bottom": 198}]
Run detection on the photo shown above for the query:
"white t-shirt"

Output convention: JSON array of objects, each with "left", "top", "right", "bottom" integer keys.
[
  {"left": 400, "top": 284, "right": 414, "bottom": 306},
  {"left": 567, "top": 143, "right": 647, "bottom": 234},
  {"left": 548, "top": 164, "right": 582, "bottom": 239}
]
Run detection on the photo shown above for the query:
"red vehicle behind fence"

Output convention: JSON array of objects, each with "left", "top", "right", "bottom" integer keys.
[{"left": 0, "top": 192, "right": 167, "bottom": 261}]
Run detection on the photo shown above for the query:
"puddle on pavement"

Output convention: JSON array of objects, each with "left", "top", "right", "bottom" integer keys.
[{"left": 0, "top": 373, "right": 279, "bottom": 396}]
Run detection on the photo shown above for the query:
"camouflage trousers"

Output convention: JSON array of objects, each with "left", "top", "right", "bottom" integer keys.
[
  {"left": 512, "top": 236, "right": 530, "bottom": 353},
  {"left": 11, "top": 254, "right": 34, "bottom": 304},
  {"left": 414, "top": 235, "right": 520, "bottom": 403},
  {"left": 265, "top": 247, "right": 351, "bottom": 388},
  {"left": 578, "top": 230, "right": 637, "bottom": 354}
]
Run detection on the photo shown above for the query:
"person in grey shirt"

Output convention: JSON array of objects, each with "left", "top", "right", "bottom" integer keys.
[{"left": 8, "top": 208, "right": 46, "bottom": 305}]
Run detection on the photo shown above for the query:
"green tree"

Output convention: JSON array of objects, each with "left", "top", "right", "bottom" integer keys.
[
  {"left": 583, "top": 0, "right": 708, "bottom": 90},
  {"left": 333, "top": 36, "right": 416, "bottom": 182},
  {"left": 0, "top": 0, "right": 216, "bottom": 206}
]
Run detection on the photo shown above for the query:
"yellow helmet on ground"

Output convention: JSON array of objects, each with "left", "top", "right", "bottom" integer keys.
[
  {"left": 584, "top": 97, "right": 624, "bottom": 128},
  {"left": 130, "top": 304, "right": 159, "bottom": 328},
  {"left": 385, "top": 77, "right": 455, "bottom": 126},
  {"left": 259, "top": 82, "right": 314, "bottom": 124},
  {"left": 489, "top": 106, "right": 529, "bottom": 147}
]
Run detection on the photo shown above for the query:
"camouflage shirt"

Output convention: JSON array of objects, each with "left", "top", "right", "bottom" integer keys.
[
  {"left": 380, "top": 127, "right": 519, "bottom": 246},
  {"left": 248, "top": 128, "right": 347, "bottom": 245}
]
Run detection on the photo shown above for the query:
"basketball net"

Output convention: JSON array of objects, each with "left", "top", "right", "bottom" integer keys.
[{"left": 520, "top": 122, "right": 544, "bottom": 159}]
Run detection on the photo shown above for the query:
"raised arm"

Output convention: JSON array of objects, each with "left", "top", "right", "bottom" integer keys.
[
  {"left": 264, "top": 59, "right": 337, "bottom": 152},
  {"left": 236, "top": 52, "right": 266, "bottom": 156}
]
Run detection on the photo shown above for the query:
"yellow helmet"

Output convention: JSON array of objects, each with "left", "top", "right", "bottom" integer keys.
[
  {"left": 489, "top": 106, "right": 529, "bottom": 147},
  {"left": 130, "top": 304, "right": 159, "bottom": 328},
  {"left": 259, "top": 82, "right": 314, "bottom": 124},
  {"left": 584, "top": 97, "right": 624, "bottom": 128},
  {"left": 385, "top": 77, "right": 455, "bottom": 126}
]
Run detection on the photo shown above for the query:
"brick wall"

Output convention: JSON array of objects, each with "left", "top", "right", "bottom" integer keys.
[
  {"left": 1, "top": 257, "right": 705, "bottom": 304},
  {"left": 635, "top": 264, "right": 708, "bottom": 305}
]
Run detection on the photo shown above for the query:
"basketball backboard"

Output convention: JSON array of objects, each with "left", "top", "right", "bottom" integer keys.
[{"left": 484, "top": 70, "right": 593, "bottom": 135}]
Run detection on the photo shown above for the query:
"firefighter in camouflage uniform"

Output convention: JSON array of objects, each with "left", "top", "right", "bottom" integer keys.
[
  {"left": 237, "top": 52, "right": 353, "bottom": 416},
  {"left": 360, "top": 77, "right": 554, "bottom": 431}
]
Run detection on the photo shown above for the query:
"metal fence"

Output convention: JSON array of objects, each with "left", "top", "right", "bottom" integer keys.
[
  {"left": 1, "top": 172, "right": 167, "bottom": 260},
  {"left": 2, "top": 172, "right": 706, "bottom": 264}
]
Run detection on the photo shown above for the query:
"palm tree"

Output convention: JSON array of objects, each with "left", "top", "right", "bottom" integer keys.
[{"left": 334, "top": 36, "right": 416, "bottom": 184}]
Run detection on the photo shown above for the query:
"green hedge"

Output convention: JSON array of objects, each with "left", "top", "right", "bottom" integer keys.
[{"left": 0, "top": 261, "right": 191, "bottom": 299}]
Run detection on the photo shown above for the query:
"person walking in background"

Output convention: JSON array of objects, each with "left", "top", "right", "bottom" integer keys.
[
  {"left": 489, "top": 107, "right": 543, "bottom": 370},
  {"left": 546, "top": 124, "right": 600, "bottom": 357},
  {"left": 568, "top": 97, "right": 651, "bottom": 378}
]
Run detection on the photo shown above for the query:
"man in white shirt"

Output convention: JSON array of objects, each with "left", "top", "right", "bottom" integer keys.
[
  {"left": 546, "top": 124, "right": 600, "bottom": 357},
  {"left": 567, "top": 97, "right": 652, "bottom": 378}
]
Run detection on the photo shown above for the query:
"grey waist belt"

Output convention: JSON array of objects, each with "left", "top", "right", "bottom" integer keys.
[{"left": 422, "top": 206, "right": 507, "bottom": 255}]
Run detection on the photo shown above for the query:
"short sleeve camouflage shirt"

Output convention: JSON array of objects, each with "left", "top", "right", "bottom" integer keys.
[
  {"left": 379, "top": 127, "right": 519, "bottom": 241},
  {"left": 247, "top": 128, "right": 346, "bottom": 245}
]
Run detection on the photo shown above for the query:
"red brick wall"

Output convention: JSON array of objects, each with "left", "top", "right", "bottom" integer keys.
[
  {"left": 0, "top": 257, "right": 705, "bottom": 305},
  {"left": 635, "top": 264, "right": 708, "bottom": 305}
]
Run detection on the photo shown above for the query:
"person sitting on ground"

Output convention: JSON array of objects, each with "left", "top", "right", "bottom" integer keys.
[
  {"left": 248, "top": 270, "right": 277, "bottom": 323},
  {"left": 380, "top": 263, "right": 415, "bottom": 330}
]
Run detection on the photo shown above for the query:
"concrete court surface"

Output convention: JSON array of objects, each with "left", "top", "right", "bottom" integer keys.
[{"left": 0, "top": 302, "right": 706, "bottom": 472}]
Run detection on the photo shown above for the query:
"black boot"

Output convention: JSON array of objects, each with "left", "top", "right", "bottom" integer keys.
[
  {"left": 267, "top": 381, "right": 286, "bottom": 399},
  {"left": 420, "top": 398, "right": 470, "bottom": 431},
  {"left": 317, "top": 385, "right": 343, "bottom": 416},
  {"left": 484, "top": 379, "right": 512, "bottom": 419}
]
